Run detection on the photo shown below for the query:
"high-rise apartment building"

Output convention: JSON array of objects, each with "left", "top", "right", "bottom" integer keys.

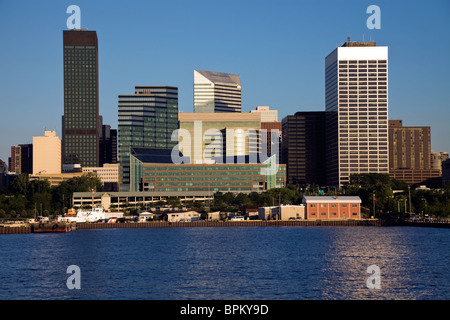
[
  {"left": 118, "top": 86, "right": 178, "bottom": 191},
  {"left": 9, "top": 144, "right": 33, "bottom": 175},
  {"left": 33, "top": 131, "right": 61, "bottom": 175},
  {"left": 325, "top": 40, "right": 389, "bottom": 186},
  {"left": 62, "top": 29, "right": 100, "bottom": 167},
  {"left": 194, "top": 70, "right": 241, "bottom": 113},
  {"left": 388, "top": 120, "right": 431, "bottom": 170},
  {"left": 281, "top": 112, "right": 326, "bottom": 187}
]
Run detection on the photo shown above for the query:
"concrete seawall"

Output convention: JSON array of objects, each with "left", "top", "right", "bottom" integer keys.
[{"left": 76, "top": 219, "right": 383, "bottom": 229}]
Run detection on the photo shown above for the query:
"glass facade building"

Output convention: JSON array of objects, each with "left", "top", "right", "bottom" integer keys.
[
  {"left": 62, "top": 29, "right": 100, "bottom": 167},
  {"left": 129, "top": 148, "right": 286, "bottom": 193},
  {"left": 118, "top": 86, "right": 178, "bottom": 191}
]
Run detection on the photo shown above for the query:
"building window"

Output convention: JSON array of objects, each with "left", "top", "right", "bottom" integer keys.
[
  {"left": 342, "top": 204, "right": 347, "bottom": 208},
  {"left": 352, "top": 204, "right": 357, "bottom": 208},
  {"left": 310, "top": 204, "right": 315, "bottom": 208}
]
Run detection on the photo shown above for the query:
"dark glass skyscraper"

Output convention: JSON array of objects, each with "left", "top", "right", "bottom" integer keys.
[
  {"left": 118, "top": 86, "right": 178, "bottom": 191},
  {"left": 281, "top": 112, "right": 326, "bottom": 187},
  {"left": 62, "top": 29, "right": 100, "bottom": 167}
]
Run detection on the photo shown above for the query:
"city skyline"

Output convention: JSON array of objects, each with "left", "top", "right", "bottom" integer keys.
[{"left": 1, "top": 0, "right": 449, "bottom": 163}]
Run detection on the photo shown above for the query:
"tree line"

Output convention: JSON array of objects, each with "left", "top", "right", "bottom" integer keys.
[
  {"left": 0, "top": 173, "right": 102, "bottom": 219},
  {"left": 1, "top": 172, "right": 448, "bottom": 220}
]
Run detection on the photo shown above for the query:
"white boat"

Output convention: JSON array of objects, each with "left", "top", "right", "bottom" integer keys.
[{"left": 58, "top": 207, "right": 106, "bottom": 223}]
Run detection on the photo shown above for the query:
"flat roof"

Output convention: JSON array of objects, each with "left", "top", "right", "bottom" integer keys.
[{"left": 303, "top": 196, "right": 361, "bottom": 203}]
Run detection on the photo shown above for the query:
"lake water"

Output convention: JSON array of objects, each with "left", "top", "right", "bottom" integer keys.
[{"left": 0, "top": 226, "right": 448, "bottom": 300}]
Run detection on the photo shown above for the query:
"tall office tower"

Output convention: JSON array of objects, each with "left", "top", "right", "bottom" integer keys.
[
  {"left": 194, "top": 70, "right": 241, "bottom": 113},
  {"left": 325, "top": 40, "right": 389, "bottom": 186},
  {"left": 118, "top": 86, "right": 178, "bottom": 191},
  {"left": 388, "top": 120, "right": 431, "bottom": 170},
  {"left": 99, "top": 124, "right": 118, "bottom": 166},
  {"left": 281, "top": 112, "right": 326, "bottom": 187},
  {"left": 9, "top": 144, "right": 33, "bottom": 175},
  {"left": 250, "top": 106, "right": 278, "bottom": 122},
  {"left": 261, "top": 121, "right": 282, "bottom": 157},
  {"left": 33, "top": 131, "right": 61, "bottom": 175},
  {"left": 178, "top": 113, "right": 261, "bottom": 164},
  {"left": 62, "top": 29, "right": 100, "bottom": 167}
]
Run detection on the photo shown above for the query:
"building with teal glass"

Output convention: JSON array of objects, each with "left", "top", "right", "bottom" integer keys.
[
  {"left": 129, "top": 147, "right": 285, "bottom": 193},
  {"left": 118, "top": 86, "right": 178, "bottom": 191}
]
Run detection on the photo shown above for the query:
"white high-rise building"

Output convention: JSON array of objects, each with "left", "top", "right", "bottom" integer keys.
[
  {"left": 325, "top": 40, "right": 389, "bottom": 186},
  {"left": 194, "top": 70, "right": 241, "bottom": 113},
  {"left": 33, "top": 131, "right": 62, "bottom": 175}
]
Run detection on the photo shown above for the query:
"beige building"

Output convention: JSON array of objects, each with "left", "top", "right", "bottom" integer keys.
[
  {"left": 82, "top": 163, "right": 119, "bottom": 184},
  {"left": 178, "top": 112, "right": 261, "bottom": 164},
  {"left": 166, "top": 211, "right": 201, "bottom": 222},
  {"left": 258, "top": 205, "right": 306, "bottom": 220},
  {"left": 29, "top": 172, "right": 85, "bottom": 187},
  {"left": 33, "top": 131, "right": 61, "bottom": 175},
  {"left": 250, "top": 106, "right": 278, "bottom": 122}
]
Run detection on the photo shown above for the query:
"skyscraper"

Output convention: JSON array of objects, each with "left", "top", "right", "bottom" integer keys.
[
  {"left": 118, "top": 86, "right": 178, "bottom": 191},
  {"left": 194, "top": 70, "right": 241, "bottom": 113},
  {"left": 62, "top": 29, "right": 100, "bottom": 167},
  {"left": 325, "top": 40, "right": 389, "bottom": 186},
  {"left": 9, "top": 144, "right": 33, "bottom": 175},
  {"left": 281, "top": 112, "right": 326, "bottom": 187}
]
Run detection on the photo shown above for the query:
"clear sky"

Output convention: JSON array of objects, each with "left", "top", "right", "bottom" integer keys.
[{"left": 0, "top": 0, "right": 449, "bottom": 164}]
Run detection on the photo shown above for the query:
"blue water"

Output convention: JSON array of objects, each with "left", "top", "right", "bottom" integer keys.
[{"left": 0, "top": 226, "right": 448, "bottom": 300}]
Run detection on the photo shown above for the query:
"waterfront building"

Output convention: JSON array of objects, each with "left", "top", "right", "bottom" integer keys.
[
  {"left": 9, "top": 144, "right": 33, "bottom": 175},
  {"left": 62, "top": 29, "right": 100, "bottom": 167},
  {"left": 72, "top": 191, "right": 215, "bottom": 211},
  {"left": 178, "top": 112, "right": 261, "bottom": 164},
  {"left": 250, "top": 106, "right": 278, "bottom": 122},
  {"left": 302, "top": 196, "right": 361, "bottom": 220},
  {"left": 129, "top": 147, "right": 286, "bottom": 193},
  {"left": 32, "top": 131, "right": 61, "bottom": 175},
  {"left": 118, "top": 86, "right": 178, "bottom": 191},
  {"left": 281, "top": 112, "right": 326, "bottom": 187},
  {"left": 258, "top": 205, "right": 306, "bottom": 221},
  {"left": 194, "top": 70, "right": 241, "bottom": 113},
  {"left": 325, "top": 40, "right": 389, "bottom": 186}
]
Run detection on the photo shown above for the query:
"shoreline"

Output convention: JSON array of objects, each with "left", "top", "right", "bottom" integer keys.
[{"left": 1, "top": 219, "right": 448, "bottom": 234}]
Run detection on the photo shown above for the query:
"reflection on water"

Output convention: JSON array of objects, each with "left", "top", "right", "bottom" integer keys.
[{"left": 0, "top": 226, "right": 448, "bottom": 300}]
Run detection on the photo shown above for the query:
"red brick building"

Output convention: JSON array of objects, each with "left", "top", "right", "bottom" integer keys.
[{"left": 302, "top": 196, "right": 362, "bottom": 220}]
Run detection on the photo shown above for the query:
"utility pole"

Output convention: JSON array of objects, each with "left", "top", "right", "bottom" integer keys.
[
  {"left": 408, "top": 185, "right": 412, "bottom": 214},
  {"left": 373, "top": 192, "right": 376, "bottom": 218}
]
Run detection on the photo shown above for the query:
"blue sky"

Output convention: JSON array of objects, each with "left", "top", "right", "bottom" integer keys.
[{"left": 0, "top": 0, "right": 449, "bottom": 163}]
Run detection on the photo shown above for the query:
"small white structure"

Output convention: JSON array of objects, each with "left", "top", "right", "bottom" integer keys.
[{"left": 167, "top": 211, "right": 201, "bottom": 222}]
